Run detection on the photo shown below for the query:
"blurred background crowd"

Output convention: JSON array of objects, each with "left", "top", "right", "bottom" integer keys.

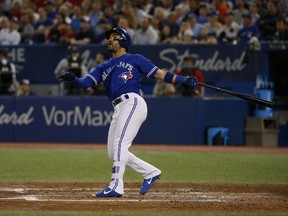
[{"left": 0, "top": 0, "right": 288, "bottom": 47}]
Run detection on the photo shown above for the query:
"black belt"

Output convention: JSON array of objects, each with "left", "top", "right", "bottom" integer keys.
[{"left": 112, "top": 94, "right": 129, "bottom": 106}]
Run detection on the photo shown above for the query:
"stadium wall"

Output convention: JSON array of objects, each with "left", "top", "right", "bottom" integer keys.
[
  {"left": 0, "top": 43, "right": 287, "bottom": 146},
  {"left": 0, "top": 96, "right": 249, "bottom": 145},
  {"left": 5, "top": 43, "right": 262, "bottom": 95}
]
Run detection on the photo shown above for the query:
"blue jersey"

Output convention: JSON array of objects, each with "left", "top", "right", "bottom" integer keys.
[
  {"left": 87, "top": 53, "right": 158, "bottom": 101},
  {"left": 237, "top": 25, "right": 260, "bottom": 43}
]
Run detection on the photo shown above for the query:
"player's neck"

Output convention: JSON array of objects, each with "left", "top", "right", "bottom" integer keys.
[{"left": 113, "top": 49, "right": 126, "bottom": 58}]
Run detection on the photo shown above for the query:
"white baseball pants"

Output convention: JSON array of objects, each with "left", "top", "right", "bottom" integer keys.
[{"left": 107, "top": 93, "right": 161, "bottom": 194}]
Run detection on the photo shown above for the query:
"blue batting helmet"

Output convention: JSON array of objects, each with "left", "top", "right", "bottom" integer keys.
[{"left": 105, "top": 27, "right": 131, "bottom": 49}]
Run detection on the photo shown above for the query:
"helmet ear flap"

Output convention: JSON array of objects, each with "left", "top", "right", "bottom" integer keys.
[{"left": 118, "top": 36, "right": 127, "bottom": 48}]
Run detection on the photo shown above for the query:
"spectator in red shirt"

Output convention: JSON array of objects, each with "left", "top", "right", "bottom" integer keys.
[
  {"left": 10, "top": 0, "right": 24, "bottom": 20},
  {"left": 175, "top": 55, "right": 205, "bottom": 97},
  {"left": 68, "top": 0, "right": 84, "bottom": 6}
]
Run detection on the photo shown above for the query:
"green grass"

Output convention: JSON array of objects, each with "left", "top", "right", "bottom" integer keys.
[
  {"left": 0, "top": 147, "right": 288, "bottom": 216},
  {"left": 0, "top": 148, "right": 287, "bottom": 184}
]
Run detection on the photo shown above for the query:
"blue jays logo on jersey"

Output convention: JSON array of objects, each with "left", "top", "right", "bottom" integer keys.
[{"left": 119, "top": 71, "right": 133, "bottom": 83}]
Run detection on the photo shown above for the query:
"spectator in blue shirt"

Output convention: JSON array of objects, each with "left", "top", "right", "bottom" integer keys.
[
  {"left": 237, "top": 13, "right": 260, "bottom": 43},
  {"left": 44, "top": 1, "right": 58, "bottom": 21},
  {"left": 197, "top": 4, "right": 209, "bottom": 25},
  {"left": 89, "top": 0, "right": 103, "bottom": 30},
  {"left": 70, "top": 16, "right": 95, "bottom": 45},
  {"left": 32, "top": 7, "right": 54, "bottom": 43},
  {"left": 186, "top": 13, "right": 203, "bottom": 38},
  {"left": 70, "top": 6, "right": 83, "bottom": 33}
]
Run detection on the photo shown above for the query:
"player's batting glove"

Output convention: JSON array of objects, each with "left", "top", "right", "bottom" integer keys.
[
  {"left": 59, "top": 72, "right": 76, "bottom": 82},
  {"left": 184, "top": 76, "right": 198, "bottom": 87},
  {"left": 165, "top": 72, "right": 198, "bottom": 88}
]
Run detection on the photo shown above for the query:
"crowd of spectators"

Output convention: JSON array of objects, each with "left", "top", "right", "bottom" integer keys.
[{"left": 0, "top": 0, "right": 287, "bottom": 47}]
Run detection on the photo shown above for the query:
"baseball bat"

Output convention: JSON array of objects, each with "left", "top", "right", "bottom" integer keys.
[{"left": 198, "top": 82, "right": 274, "bottom": 108}]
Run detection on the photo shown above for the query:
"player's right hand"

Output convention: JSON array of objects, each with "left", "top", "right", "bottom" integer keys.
[
  {"left": 184, "top": 76, "right": 198, "bottom": 87},
  {"left": 59, "top": 72, "right": 76, "bottom": 82}
]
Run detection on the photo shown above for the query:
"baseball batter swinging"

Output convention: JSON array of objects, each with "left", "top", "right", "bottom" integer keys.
[{"left": 60, "top": 27, "right": 198, "bottom": 197}]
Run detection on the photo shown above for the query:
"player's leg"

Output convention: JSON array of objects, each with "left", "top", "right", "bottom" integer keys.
[
  {"left": 95, "top": 110, "right": 123, "bottom": 197},
  {"left": 96, "top": 94, "right": 147, "bottom": 197},
  {"left": 107, "top": 111, "right": 117, "bottom": 161},
  {"left": 126, "top": 152, "right": 161, "bottom": 179},
  {"left": 110, "top": 96, "right": 147, "bottom": 193},
  {"left": 126, "top": 147, "right": 161, "bottom": 195},
  {"left": 121, "top": 95, "right": 161, "bottom": 194}
]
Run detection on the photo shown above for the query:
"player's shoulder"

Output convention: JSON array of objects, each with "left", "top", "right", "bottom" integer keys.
[
  {"left": 125, "top": 53, "right": 149, "bottom": 62},
  {"left": 94, "top": 58, "right": 114, "bottom": 70},
  {"left": 125, "top": 53, "right": 143, "bottom": 58}
]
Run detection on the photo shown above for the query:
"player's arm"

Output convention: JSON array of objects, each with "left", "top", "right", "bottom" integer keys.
[
  {"left": 154, "top": 69, "right": 172, "bottom": 81},
  {"left": 59, "top": 72, "right": 95, "bottom": 88},
  {"left": 59, "top": 65, "right": 102, "bottom": 89},
  {"left": 138, "top": 54, "right": 197, "bottom": 87},
  {"left": 154, "top": 69, "right": 198, "bottom": 87}
]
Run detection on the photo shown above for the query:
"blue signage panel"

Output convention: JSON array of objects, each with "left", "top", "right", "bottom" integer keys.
[
  {"left": 79, "top": 96, "right": 112, "bottom": 143},
  {"left": 130, "top": 44, "right": 260, "bottom": 83},
  {"left": 0, "top": 96, "right": 249, "bottom": 145},
  {"left": 134, "top": 97, "right": 202, "bottom": 144},
  {"left": 0, "top": 96, "right": 15, "bottom": 141},
  {"left": 13, "top": 97, "right": 84, "bottom": 142},
  {"left": 5, "top": 44, "right": 260, "bottom": 86}
]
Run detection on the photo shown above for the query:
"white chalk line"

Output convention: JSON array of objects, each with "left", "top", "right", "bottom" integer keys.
[
  {"left": 1, "top": 197, "right": 226, "bottom": 203},
  {"left": 3, "top": 187, "right": 270, "bottom": 203},
  {"left": 0, "top": 188, "right": 26, "bottom": 193}
]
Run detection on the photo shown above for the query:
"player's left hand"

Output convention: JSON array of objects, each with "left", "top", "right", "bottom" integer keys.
[
  {"left": 59, "top": 72, "right": 76, "bottom": 82},
  {"left": 184, "top": 76, "right": 198, "bottom": 87}
]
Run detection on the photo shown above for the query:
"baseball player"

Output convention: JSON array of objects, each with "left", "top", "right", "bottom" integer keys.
[{"left": 60, "top": 27, "right": 198, "bottom": 197}]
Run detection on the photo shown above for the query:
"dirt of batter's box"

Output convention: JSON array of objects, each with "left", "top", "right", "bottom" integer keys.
[{"left": 0, "top": 182, "right": 288, "bottom": 213}]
